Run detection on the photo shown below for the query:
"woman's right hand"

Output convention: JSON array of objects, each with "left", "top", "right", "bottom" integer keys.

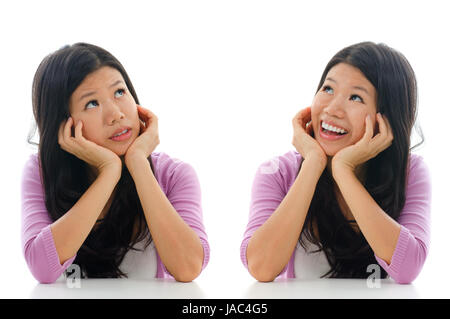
[
  {"left": 292, "top": 107, "right": 327, "bottom": 168},
  {"left": 58, "top": 117, "right": 122, "bottom": 176}
]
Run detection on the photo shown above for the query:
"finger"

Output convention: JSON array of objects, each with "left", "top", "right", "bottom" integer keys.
[
  {"left": 371, "top": 113, "right": 391, "bottom": 148},
  {"left": 58, "top": 119, "right": 68, "bottom": 148},
  {"left": 60, "top": 118, "right": 77, "bottom": 153},
  {"left": 306, "top": 121, "right": 314, "bottom": 136},
  {"left": 147, "top": 108, "right": 158, "bottom": 123},
  {"left": 299, "top": 108, "right": 312, "bottom": 126},
  {"left": 370, "top": 114, "right": 394, "bottom": 154},
  {"left": 371, "top": 113, "right": 386, "bottom": 144},
  {"left": 63, "top": 117, "right": 73, "bottom": 142},
  {"left": 136, "top": 105, "right": 149, "bottom": 119},
  {"left": 302, "top": 115, "right": 312, "bottom": 128},
  {"left": 293, "top": 107, "right": 311, "bottom": 128},
  {"left": 74, "top": 120, "right": 84, "bottom": 141},
  {"left": 137, "top": 104, "right": 155, "bottom": 118},
  {"left": 381, "top": 114, "right": 394, "bottom": 142},
  {"left": 362, "top": 114, "right": 374, "bottom": 143},
  {"left": 146, "top": 110, "right": 159, "bottom": 129},
  {"left": 377, "top": 114, "right": 394, "bottom": 149},
  {"left": 137, "top": 105, "right": 157, "bottom": 126},
  {"left": 293, "top": 107, "right": 310, "bottom": 122},
  {"left": 139, "top": 119, "right": 146, "bottom": 133},
  {"left": 376, "top": 113, "right": 388, "bottom": 137}
]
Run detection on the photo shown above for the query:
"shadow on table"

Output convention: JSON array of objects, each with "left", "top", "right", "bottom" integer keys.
[
  {"left": 29, "top": 277, "right": 207, "bottom": 299},
  {"left": 242, "top": 278, "right": 421, "bottom": 299}
]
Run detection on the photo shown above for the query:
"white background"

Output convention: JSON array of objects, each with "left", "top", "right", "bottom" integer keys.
[{"left": 1, "top": 0, "right": 449, "bottom": 298}]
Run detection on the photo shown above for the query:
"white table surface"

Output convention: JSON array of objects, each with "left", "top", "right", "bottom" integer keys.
[{"left": 24, "top": 275, "right": 446, "bottom": 299}]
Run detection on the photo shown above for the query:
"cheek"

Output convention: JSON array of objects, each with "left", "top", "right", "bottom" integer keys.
[
  {"left": 349, "top": 113, "right": 373, "bottom": 141},
  {"left": 72, "top": 116, "right": 100, "bottom": 142},
  {"left": 123, "top": 100, "right": 138, "bottom": 118},
  {"left": 311, "top": 93, "right": 329, "bottom": 113},
  {"left": 82, "top": 125, "right": 101, "bottom": 142},
  {"left": 121, "top": 106, "right": 141, "bottom": 137},
  {"left": 351, "top": 124, "right": 366, "bottom": 141},
  {"left": 129, "top": 108, "right": 141, "bottom": 130}
]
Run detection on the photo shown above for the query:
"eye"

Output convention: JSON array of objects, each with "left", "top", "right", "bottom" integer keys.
[
  {"left": 323, "top": 85, "right": 334, "bottom": 94},
  {"left": 85, "top": 100, "right": 99, "bottom": 109},
  {"left": 115, "top": 88, "right": 126, "bottom": 98},
  {"left": 350, "top": 94, "right": 364, "bottom": 103}
]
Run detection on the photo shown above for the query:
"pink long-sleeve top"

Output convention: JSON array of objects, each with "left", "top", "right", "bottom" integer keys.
[
  {"left": 21, "top": 151, "right": 210, "bottom": 283},
  {"left": 240, "top": 150, "right": 431, "bottom": 284}
]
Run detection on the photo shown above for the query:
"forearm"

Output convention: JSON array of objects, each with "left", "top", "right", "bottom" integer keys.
[
  {"left": 50, "top": 168, "right": 121, "bottom": 264},
  {"left": 246, "top": 158, "right": 324, "bottom": 282},
  {"left": 126, "top": 155, "right": 204, "bottom": 282},
  {"left": 333, "top": 166, "right": 401, "bottom": 264}
]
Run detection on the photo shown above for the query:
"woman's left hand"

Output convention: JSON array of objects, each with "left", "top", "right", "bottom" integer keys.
[
  {"left": 332, "top": 113, "right": 394, "bottom": 173},
  {"left": 125, "top": 105, "right": 160, "bottom": 165}
]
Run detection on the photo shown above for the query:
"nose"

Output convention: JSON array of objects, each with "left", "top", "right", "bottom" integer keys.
[
  {"left": 323, "top": 95, "right": 345, "bottom": 118},
  {"left": 105, "top": 100, "right": 125, "bottom": 125}
]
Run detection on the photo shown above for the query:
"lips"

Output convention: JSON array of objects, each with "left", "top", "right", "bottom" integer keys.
[
  {"left": 320, "top": 120, "right": 348, "bottom": 133},
  {"left": 109, "top": 127, "right": 131, "bottom": 139},
  {"left": 318, "top": 120, "right": 349, "bottom": 141}
]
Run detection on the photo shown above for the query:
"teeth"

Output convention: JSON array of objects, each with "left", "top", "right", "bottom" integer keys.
[
  {"left": 321, "top": 122, "right": 347, "bottom": 134},
  {"left": 114, "top": 129, "right": 128, "bottom": 137}
]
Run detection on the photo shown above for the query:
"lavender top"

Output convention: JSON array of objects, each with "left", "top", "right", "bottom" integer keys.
[
  {"left": 21, "top": 152, "right": 210, "bottom": 283},
  {"left": 240, "top": 151, "right": 431, "bottom": 284}
]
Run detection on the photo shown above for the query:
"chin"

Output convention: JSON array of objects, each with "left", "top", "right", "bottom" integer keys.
[
  {"left": 107, "top": 143, "right": 132, "bottom": 157},
  {"left": 107, "top": 148, "right": 125, "bottom": 158},
  {"left": 324, "top": 149, "right": 339, "bottom": 157},
  {"left": 325, "top": 150, "right": 338, "bottom": 157},
  {"left": 318, "top": 142, "right": 343, "bottom": 157}
]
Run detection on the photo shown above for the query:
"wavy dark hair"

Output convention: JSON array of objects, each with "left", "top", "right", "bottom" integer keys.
[
  {"left": 29, "top": 43, "right": 152, "bottom": 278},
  {"left": 299, "top": 42, "right": 424, "bottom": 278}
]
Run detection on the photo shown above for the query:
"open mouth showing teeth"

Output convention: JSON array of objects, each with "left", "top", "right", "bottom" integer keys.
[
  {"left": 321, "top": 121, "right": 348, "bottom": 135},
  {"left": 113, "top": 129, "right": 129, "bottom": 137}
]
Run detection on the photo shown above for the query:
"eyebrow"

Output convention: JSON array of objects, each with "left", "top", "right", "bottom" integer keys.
[
  {"left": 325, "top": 77, "right": 370, "bottom": 95},
  {"left": 78, "top": 80, "right": 125, "bottom": 102}
]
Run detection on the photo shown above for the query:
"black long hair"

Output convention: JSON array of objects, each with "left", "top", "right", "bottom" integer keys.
[
  {"left": 300, "top": 42, "right": 423, "bottom": 278},
  {"left": 29, "top": 43, "right": 152, "bottom": 278}
]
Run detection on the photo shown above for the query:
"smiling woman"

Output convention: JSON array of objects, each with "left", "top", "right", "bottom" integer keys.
[
  {"left": 21, "top": 43, "right": 210, "bottom": 283},
  {"left": 241, "top": 42, "right": 431, "bottom": 284},
  {"left": 311, "top": 63, "right": 378, "bottom": 156}
]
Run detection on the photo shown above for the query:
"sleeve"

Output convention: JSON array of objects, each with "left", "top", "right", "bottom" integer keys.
[
  {"left": 240, "top": 157, "right": 292, "bottom": 278},
  {"left": 157, "top": 161, "right": 210, "bottom": 278},
  {"left": 21, "top": 155, "right": 76, "bottom": 284},
  {"left": 374, "top": 155, "right": 432, "bottom": 284}
]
